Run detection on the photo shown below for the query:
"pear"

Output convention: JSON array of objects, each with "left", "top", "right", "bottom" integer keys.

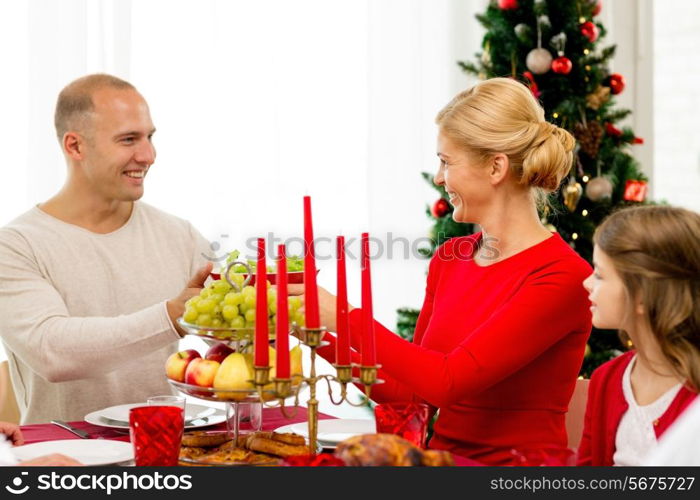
[
  {"left": 268, "top": 345, "right": 277, "bottom": 371},
  {"left": 291, "top": 345, "right": 304, "bottom": 384},
  {"left": 241, "top": 346, "right": 277, "bottom": 376},
  {"left": 214, "top": 353, "right": 253, "bottom": 401},
  {"left": 241, "top": 347, "right": 278, "bottom": 401}
]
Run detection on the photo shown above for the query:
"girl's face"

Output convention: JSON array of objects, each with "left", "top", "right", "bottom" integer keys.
[{"left": 583, "top": 245, "right": 629, "bottom": 330}]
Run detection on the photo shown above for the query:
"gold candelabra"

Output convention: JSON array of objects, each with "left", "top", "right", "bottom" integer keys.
[{"left": 252, "top": 326, "right": 381, "bottom": 454}]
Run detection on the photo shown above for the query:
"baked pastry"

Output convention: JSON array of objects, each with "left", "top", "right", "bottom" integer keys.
[
  {"left": 181, "top": 431, "right": 231, "bottom": 448},
  {"left": 334, "top": 433, "right": 454, "bottom": 466},
  {"left": 179, "top": 430, "right": 308, "bottom": 465},
  {"left": 245, "top": 434, "right": 310, "bottom": 457},
  {"left": 179, "top": 446, "right": 210, "bottom": 460},
  {"left": 195, "top": 448, "right": 279, "bottom": 466},
  {"left": 253, "top": 431, "right": 307, "bottom": 446}
]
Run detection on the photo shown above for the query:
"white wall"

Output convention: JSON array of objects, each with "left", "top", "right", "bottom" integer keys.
[
  {"left": 601, "top": 0, "right": 700, "bottom": 210},
  {"left": 652, "top": 0, "right": 700, "bottom": 211}
]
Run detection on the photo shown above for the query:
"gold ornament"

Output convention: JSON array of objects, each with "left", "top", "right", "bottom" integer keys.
[
  {"left": 586, "top": 86, "right": 611, "bottom": 110},
  {"left": 563, "top": 177, "right": 583, "bottom": 212}
]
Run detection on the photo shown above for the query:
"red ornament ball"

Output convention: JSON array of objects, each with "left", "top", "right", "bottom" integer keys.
[
  {"left": 498, "top": 0, "right": 518, "bottom": 10},
  {"left": 592, "top": 1, "right": 602, "bottom": 16},
  {"left": 431, "top": 198, "right": 451, "bottom": 218},
  {"left": 551, "top": 56, "right": 573, "bottom": 75},
  {"left": 606, "top": 73, "right": 625, "bottom": 95},
  {"left": 580, "top": 21, "right": 599, "bottom": 43}
]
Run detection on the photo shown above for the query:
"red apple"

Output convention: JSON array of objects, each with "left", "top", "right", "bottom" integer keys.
[
  {"left": 184, "top": 358, "right": 221, "bottom": 387},
  {"left": 165, "top": 349, "right": 201, "bottom": 382},
  {"left": 205, "top": 342, "right": 235, "bottom": 364}
]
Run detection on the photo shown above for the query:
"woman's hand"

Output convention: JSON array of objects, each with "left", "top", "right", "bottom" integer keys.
[
  {"left": 287, "top": 284, "right": 355, "bottom": 333},
  {"left": 0, "top": 421, "right": 23, "bottom": 446},
  {"left": 20, "top": 453, "right": 83, "bottom": 466}
]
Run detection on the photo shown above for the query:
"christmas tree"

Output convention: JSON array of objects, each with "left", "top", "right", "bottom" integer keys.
[{"left": 398, "top": 0, "right": 647, "bottom": 376}]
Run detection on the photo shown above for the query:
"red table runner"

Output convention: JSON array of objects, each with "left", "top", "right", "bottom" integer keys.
[
  {"left": 20, "top": 406, "right": 332, "bottom": 444},
  {"left": 19, "top": 406, "right": 477, "bottom": 466}
]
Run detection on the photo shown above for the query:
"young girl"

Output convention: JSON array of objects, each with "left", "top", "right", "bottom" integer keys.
[{"left": 578, "top": 205, "right": 700, "bottom": 466}]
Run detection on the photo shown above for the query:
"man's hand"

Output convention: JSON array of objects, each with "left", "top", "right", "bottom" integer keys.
[
  {"left": 287, "top": 284, "right": 355, "bottom": 333},
  {"left": 0, "top": 421, "right": 23, "bottom": 446},
  {"left": 167, "top": 262, "right": 213, "bottom": 335}
]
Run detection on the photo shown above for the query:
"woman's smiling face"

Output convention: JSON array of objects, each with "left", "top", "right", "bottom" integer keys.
[{"left": 433, "top": 130, "right": 491, "bottom": 224}]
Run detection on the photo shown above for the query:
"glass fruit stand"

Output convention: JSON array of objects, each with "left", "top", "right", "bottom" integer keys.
[
  {"left": 168, "top": 245, "right": 382, "bottom": 465},
  {"left": 167, "top": 261, "right": 306, "bottom": 447}
]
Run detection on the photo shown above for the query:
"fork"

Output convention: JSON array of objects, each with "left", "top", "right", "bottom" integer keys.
[{"left": 50, "top": 420, "right": 99, "bottom": 439}]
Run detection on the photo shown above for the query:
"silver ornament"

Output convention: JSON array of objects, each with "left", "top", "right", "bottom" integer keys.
[
  {"left": 585, "top": 176, "right": 613, "bottom": 202},
  {"left": 526, "top": 48, "right": 553, "bottom": 75}
]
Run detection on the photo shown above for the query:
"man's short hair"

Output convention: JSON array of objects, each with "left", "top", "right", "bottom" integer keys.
[{"left": 54, "top": 73, "right": 136, "bottom": 141}]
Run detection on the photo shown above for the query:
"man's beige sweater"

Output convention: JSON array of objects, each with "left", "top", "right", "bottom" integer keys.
[{"left": 0, "top": 202, "right": 210, "bottom": 423}]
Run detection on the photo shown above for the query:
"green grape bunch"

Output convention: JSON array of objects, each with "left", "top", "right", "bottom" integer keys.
[
  {"left": 183, "top": 278, "right": 306, "bottom": 330},
  {"left": 222, "top": 249, "right": 304, "bottom": 275},
  {"left": 183, "top": 249, "right": 306, "bottom": 331}
]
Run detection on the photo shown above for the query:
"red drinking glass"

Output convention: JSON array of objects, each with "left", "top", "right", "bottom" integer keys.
[
  {"left": 129, "top": 406, "right": 184, "bottom": 466},
  {"left": 374, "top": 402, "right": 429, "bottom": 448}
]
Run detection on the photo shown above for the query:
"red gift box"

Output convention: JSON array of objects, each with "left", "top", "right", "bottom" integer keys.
[{"left": 623, "top": 180, "right": 648, "bottom": 202}]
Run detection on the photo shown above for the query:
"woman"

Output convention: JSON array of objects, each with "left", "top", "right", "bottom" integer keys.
[{"left": 297, "top": 78, "right": 592, "bottom": 464}]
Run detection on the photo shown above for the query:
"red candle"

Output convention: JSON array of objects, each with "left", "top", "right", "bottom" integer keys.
[
  {"left": 336, "top": 236, "right": 351, "bottom": 365},
  {"left": 275, "top": 244, "right": 290, "bottom": 378},
  {"left": 361, "top": 232, "right": 376, "bottom": 366},
  {"left": 255, "top": 238, "right": 269, "bottom": 367},
  {"left": 303, "top": 196, "right": 320, "bottom": 328}
]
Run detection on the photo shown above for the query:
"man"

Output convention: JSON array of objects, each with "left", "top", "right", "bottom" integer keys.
[{"left": 0, "top": 74, "right": 212, "bottom": 423}]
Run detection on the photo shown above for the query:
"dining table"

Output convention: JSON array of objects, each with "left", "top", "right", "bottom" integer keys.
[{"left": 19, "top": 407, "right": 478, "bottom": 466}]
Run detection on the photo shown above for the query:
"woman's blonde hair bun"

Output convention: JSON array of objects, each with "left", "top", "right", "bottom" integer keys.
[{"left": 436, "top": 77, "right": 576, "bottom": 194}]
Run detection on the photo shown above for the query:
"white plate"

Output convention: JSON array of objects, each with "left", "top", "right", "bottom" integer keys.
[
  {"left": 13, "top": 439, "right": 133, "bottom": 466},
  {"left": 275, "top": 419, "right": 375, "bottom": 448},
  {"left": 85, "top": 403, "right": 225, "bottom": 430}
]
